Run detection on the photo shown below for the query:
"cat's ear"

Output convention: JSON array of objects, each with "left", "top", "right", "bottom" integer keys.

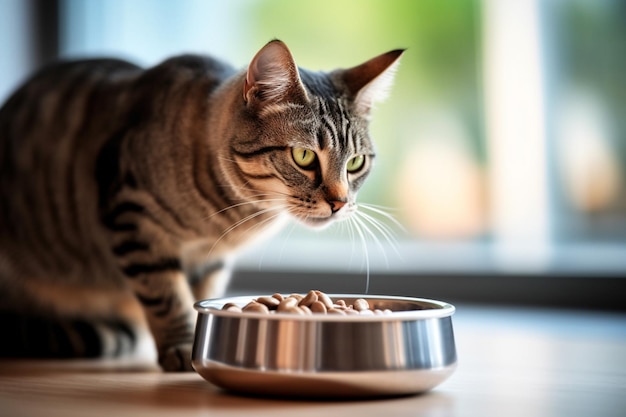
[
  {"left": 338, "top": 49, "right": 405, "bottom": 116},
  {"left": 243, "top": 40, "right": 308, "bottom": 107}
]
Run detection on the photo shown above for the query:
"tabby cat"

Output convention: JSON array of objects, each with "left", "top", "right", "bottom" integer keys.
[{"left": 0, "top": 40, "right": 403, "bottom": 371}]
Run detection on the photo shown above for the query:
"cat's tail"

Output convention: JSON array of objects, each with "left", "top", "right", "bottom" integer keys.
[{"left": 0, "top": 311, "right": 139, "bottom": 359}]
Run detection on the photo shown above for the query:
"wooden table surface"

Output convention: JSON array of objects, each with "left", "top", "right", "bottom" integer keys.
[{"left": 1, "top": 305, "right": 625, "bottom": 417}]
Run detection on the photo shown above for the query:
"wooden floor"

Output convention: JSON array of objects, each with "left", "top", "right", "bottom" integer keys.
[{"left": 1, "top": 305, "right": 625, "bottom": 417}]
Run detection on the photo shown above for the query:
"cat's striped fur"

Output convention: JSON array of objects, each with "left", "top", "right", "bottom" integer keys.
[{"left": 0, "top": 40, "right": 403, "bottom": 370}]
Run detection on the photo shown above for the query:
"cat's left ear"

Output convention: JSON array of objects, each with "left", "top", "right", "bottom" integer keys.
[
  {"left": 243, "top": 40, "right": 308, "bottom": 108},
  {"left": 336, "top": 49, "right": 405, "bottom": 116}
]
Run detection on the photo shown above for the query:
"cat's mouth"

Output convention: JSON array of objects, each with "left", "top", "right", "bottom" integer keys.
[
  {"left": 301, "top": 216, "right": 332, "bottom": 227},
  {"left": 299, "top": 210, "right": 353, "bottom": 229},
  {"left": 288, "top": 200, "right": 356, "bottom": 228}
]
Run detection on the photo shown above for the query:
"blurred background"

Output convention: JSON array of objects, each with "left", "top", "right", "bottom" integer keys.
[{"left": 0, "top": 0, "right": 624, "bottom": 308}]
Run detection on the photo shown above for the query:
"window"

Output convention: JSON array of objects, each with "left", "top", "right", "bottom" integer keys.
[{"left": 2, "top": 0, "right": 624, "bottom": 302}]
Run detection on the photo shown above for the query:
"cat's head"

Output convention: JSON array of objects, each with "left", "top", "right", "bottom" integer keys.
[{"left": 224, "top": 40, "right": 403, "bottom": 228}]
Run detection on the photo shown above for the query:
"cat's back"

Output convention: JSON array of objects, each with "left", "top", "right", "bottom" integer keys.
[
  {"left": 0, "top": 58, "right": 143, "bottom": 280},
  {"left": 0, "top": 53, "right": 235, "bottom": 150},
  {"left": 0, "top": 53, "right": 236, "bottom": 281},
  {"left": 0, "top": 53, "right": 235, "bottom": 190},
  {"left": 0, "top": 58, "right": 141, "bottom": 161},
  {"left": 0, "top": 57, "right": 141, "bottom": 119}
]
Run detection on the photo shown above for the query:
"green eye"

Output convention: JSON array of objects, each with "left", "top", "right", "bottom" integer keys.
[
  {"left": 347, "top": 155, "right": 365, "bottom": 173},
  {"left": 292, "top": 148, "right": 317, "bottom": 169}
]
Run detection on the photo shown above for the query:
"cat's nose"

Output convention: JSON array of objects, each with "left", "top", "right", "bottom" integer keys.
[
  {"left": 324, "top": 183, "right": 348, "bottom": 214},
  {"left": 328, "top": 199, "right": 346, "bottom": 213}
]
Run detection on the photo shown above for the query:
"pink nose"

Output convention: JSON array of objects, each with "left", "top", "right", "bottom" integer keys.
[{"left": 328, "top": 200, "right": 346, "bottom": 213}]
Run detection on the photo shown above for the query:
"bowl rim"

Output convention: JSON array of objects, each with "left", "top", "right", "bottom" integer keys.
[{"left": 194, "top": 294, "right": 455, "bottom": 322}]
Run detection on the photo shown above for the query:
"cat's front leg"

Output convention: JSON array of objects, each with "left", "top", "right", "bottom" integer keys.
[
  {"left": 126, "top": 266, "right": 196, "bottom": 371},
  {"left": 104, "top": 194, "right": 200, "bottom": 370},
  {"left": 186, "top": 257, "right": 234, "bottom": 301}
]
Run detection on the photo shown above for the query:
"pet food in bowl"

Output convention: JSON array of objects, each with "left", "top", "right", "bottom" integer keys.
[{"left": 192, "top": 293, "right": 457, "bottom": 398}]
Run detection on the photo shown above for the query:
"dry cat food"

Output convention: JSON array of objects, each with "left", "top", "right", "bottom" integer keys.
[{"left": 222, "top": 291, "right": 393, "bottom": 316}]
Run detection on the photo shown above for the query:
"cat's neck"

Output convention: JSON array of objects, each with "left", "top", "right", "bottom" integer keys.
[{"left": 120, "top": 68, "right": 283, "bottom": 254}]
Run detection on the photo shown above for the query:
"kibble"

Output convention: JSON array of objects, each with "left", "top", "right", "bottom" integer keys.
[
  {"left": 289, "top": 293, "right": 304, "bottom": 303},
  {"left": 309, "top": 300, "right": 327, "bottom": 314},
  {"left": 222, "top": 291, "right": 390, "bottom": 316},
  {"left": 354, "top": 298, "right": 370, "bottom": 311},
  {"left": 277, "top": 297, "right": 299, "bottom": 311},
  {"left": 257, "top": 296, "right": 280, "bottom": 308},
  {"left": 315, "top": 291, "right": 334, "bottom": 309},
  {"left": 328, "top": 307, "right": 346, "bottom": 315},
  {"left": 222, "top": 302, "right": 243, "bottom": 313},
  {"left": 242, "top": 301, "right": 270, "bottom": 314},
  {"left": 298, "top": 290, "right": 318, "bottom": 307}
]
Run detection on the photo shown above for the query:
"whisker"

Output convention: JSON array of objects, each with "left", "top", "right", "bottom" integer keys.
[
  {"left": 355, "top": 210, "right": 403, "bottom": 260},
  {"left": 277, "top": 216, "right": 300, "bottom": 265},
  {"left": 250, "top": 210, "right": 293, "bottom": 269},
  {"left": 343, "top": 216, "right": 358, "bottom": 271},
  {"left": 352, "top": 213, "right": 390, "bottom": 270},
  {"left": 349, "top": 216, "right": 370, "bottom": 294},
  {"left": 229, "top": 205, "right": 287, "bottom": 237},
  {"left": 358, "top": 203, "right": 408, "bottom": 234},
  {"left": 358, "top": 202, "right": 401, "bottom": 212},
  {"left": 207, "top": 205, "right": 288, "bottom": 257},
  {"left": 258, "top": 206, "right": 302, "bottom": 269},
  {"left": 205, "top": 196, "right": 286, "bottom": 219}
]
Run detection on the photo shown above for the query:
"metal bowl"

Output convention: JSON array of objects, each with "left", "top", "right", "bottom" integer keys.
[{"left": 192, "top": 294, "right": 457, "bottom": 398}]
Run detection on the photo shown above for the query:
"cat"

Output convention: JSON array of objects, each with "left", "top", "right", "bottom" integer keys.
[{"left": 0, "top": 40, "right": 403, "bottom": 371}]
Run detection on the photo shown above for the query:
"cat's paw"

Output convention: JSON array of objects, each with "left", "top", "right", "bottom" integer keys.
[{"left": 159, "top": 344, "right": 194, "bottom": 372}]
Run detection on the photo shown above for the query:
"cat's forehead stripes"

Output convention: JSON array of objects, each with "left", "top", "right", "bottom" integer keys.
[
  {"left": 299, "top": 69, "right": 355, "bottom": 153},
  {"left": 316, "top": 129, "right": 327, "bottom": 151},
  {"left": 315, "top": 96, "right": 355, "bottom": 154}
]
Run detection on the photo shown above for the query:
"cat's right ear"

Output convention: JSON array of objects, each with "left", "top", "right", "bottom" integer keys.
[
  {"left": 243, "top": 40, "right": 308, "bottom": 108},
  {"left": 339, "top": 49, "right": 405, "bottom": 117}
]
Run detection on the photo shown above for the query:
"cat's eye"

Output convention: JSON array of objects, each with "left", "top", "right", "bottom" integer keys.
[
  {"left": 292, "top": 148, "right": 317, "bottom": 169},
  {"left": 347, "top": 155, "right": 366, "bottom": 173}
]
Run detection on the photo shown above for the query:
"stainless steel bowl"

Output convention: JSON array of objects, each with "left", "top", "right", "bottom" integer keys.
[{"left": 192, "top": 294, "right": 456, "bottom": 398}]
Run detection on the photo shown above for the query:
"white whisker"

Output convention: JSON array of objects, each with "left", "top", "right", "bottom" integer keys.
[
  {"left": 358, "top": 203, "right": 407, "bottom": 233},
  {"left": 205, "top": 196, "right": 285, "bottom": 219},
  {"left": 343, "top": 216, "right": 358, "bottom": 271},
  {"left": 358, "top": 202, "right": 400, "bottom": 211},
  {"left": 250, "top": 209, "right": 293, "bottom": 269},
  {"left": 355, "top": 210, "right": 403, "bottom": 260},
  {"left": 207, "top": 204, "right": 288, "bottom": 257},
  {"left": 349, "top": 216, "right": 370, "bottom": 294},
  {"left": 277, "top": 217, "right": 300, "bottom": 265},
  {"left": 352, "top": 213, "right": 389, "bottom": 270}
]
